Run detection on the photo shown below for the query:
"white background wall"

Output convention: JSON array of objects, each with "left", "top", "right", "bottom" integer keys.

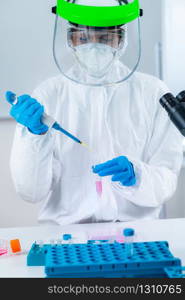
[
  {"left": 162, "top": 0, "right": 185, "bottom": 94},
  {"left": 139, "top": 0, "right": 162, "bottom": 77},
  {"left": 0, "top": 0, "right": 185, "bottom": 228},
  {"left": 0, "top": 0, "right": 57, "bottom": 117}
]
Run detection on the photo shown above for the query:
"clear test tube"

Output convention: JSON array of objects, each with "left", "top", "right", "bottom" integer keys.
[
  {"left": 35, "top": 240, "right": 44, "bottom": 247},
  {"left": 56, "top": 239, "right": 63, "bottom": 245},
  {"left": 95, "top": 174, "right": 103, "bottom": 198},
  {"left": 92, "top": 154, "right": 103, "bottom": 198},
  {"left": 123, "top": 228, "right": 135, "bottom": 258},
  {"left": 0, "top": 239, "right": 8, "bottom": 256},
  {"left": 50, "top": 239, "right": 57, "bottom": 245}
]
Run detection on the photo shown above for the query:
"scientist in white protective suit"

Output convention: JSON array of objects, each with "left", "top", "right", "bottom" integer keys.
[{"left": 7, "top": 0, "right": 183, "bottom": 225}]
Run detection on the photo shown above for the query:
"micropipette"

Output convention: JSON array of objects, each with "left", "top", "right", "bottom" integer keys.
[
  {"left": 6, "top": 92, "right": 103, "bottom": 195},
  {"left": 6, "top": 91, "right": 89, "bottom": 149}
]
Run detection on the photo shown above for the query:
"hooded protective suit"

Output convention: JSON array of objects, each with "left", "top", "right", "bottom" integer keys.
[
  {"left": 10, "top": 0, "right": 183, "bottom": 225},
  {"left": 10, "top": 61, "right": 183, "bottom": 225}
]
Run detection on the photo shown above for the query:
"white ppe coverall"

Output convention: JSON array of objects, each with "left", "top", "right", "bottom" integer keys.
[{"left": 10, "top": 64, "right": 183, "bottom": 225}]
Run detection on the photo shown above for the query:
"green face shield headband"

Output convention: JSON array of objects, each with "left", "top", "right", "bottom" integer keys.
[{"left": 54, "top": 0, "right": 142, "bottom": 27}]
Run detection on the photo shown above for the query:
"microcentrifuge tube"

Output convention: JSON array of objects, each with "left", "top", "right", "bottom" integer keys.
[
  {"left": 35, "top": 240, "right": 44, "bottom": 247},
  {"left": 0, "top": 239, "right": 8, "bottom": 256},
  {"left": 0, "top": 239, "right": 22, "bottom": 256},
  {"left": 56, "top": 239, "right": 63, "bottom": 245},
  {"left": 62, "top": 234, "right": 72, "bottom": 244},
  {"left": 95, "top": 175, "right": 103, "bottom": 197},
  {"left": 123, "top": 228, "right": 135, "bottom": 258},
  {"left": 50, "top": 239, "right": 57, "bottom": 245}
]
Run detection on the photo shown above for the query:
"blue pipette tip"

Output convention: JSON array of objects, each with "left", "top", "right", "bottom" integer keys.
[
  {"left": 5, "top": 91, "right": 16, "bottom": 105},
  {"left": 53, "top": 122, "right": 91, "bottom": 149},
  {"left": 123, "top": 228, "right": 135, "bottom": 237}
]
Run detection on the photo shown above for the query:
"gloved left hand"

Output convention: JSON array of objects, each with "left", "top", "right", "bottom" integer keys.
[{"left": 92, "top": 156, "right": 136, "bottom": 187}]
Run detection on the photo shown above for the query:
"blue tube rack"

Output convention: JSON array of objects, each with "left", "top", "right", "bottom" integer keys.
[
  {"left": 27, "top": 241, "right": 181, "bottom": 278},
  {"left": 27, "top": 243, "right": 49, "bottom": 266},
  {"left": 164, "top": 267, "right": 185, "bottom": 278}
]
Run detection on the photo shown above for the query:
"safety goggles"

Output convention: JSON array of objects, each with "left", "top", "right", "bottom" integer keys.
[{"left": 67, "top": 25, "right": 126, "bottom": 50}]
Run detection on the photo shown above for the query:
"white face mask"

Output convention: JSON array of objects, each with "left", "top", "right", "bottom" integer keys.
[{"left": 73, "top": 43, "right": 117, "bottom": 78}]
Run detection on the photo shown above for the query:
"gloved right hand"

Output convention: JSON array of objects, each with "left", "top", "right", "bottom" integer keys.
[{"left": 6, "top": 92, "right": 48, "bottom": 135}]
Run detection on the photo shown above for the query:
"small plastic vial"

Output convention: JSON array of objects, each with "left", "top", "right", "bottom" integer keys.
[
  {"left": 56, "top": 239, "right": 63, "bottom": 245},
  {"left": 123, "top": 228, "right": 135, "bottom": 258},
  {"left": 35, "top": 240, "right": 44, "bottom": 247},
  {"left": 0, "top": 239, "right": 22, "bottom": 256},
  {"left": 49, "top": 239, "right": 57, "bottom": 245},
  {"left": 95, "top": 174, "right": 103, "bottom": 197},
  {"left": 62, "top": 234, "right": 72, "bottom": 244},
  {"left": 0, "top": 239, "right": 8, "bottom": 256}
]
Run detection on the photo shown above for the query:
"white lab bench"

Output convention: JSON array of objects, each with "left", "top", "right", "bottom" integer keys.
[{"left": 0, "top": 218, "right": 185, "bottom": 278}]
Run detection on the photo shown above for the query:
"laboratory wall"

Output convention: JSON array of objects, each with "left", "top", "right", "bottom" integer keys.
[
  {"left": 0, "top": 0, "right": 57, "bottom": 117},
  {"left": 138, "top": 0, "right": 162, "bottom": 77},
  {"left": 162, "top": 0, "right": 185, "bottom": 94},
  {"left": 0, "top": 0, "right": 185, "bottom": 228}
]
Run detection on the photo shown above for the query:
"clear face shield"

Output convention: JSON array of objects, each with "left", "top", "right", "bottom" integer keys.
[{"left": 53, "top": 2, "right": 141, "bottom": 86}]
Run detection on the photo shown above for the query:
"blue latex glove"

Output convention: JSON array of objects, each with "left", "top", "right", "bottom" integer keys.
[
  {"left": 92, "top": 156, "right": 136, "bottom": 187},
  {"left": 6, "top": 92, "right": 48, "bottom": 135}
]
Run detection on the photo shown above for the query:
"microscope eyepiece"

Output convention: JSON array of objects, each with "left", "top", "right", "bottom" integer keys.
[
  {"left": 159, "top": 93, "right": 178, "bottom": 111},
  {"left": 176, "top": 91, "right": 185, "bottom": 103},
  {"left": 159, "top": 91, "right": 185, "bottom": 137}
]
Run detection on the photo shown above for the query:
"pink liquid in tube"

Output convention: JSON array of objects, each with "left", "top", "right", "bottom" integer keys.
[
  {"left": 96, "top": 180, "right": 103, "bottom": 197},
  {"left": 0, "top": 249, "right": 8, "bottom": 256}
]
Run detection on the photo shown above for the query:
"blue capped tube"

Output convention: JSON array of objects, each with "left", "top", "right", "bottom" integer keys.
[
  {"left": 62, "top": 234, "right": 72, "bottom": 244},
  {"left": 123, "top": 228, "right": 135, "bottom": 258}
]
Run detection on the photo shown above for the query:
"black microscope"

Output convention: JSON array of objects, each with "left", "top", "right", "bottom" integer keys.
[{"left": 160, "top": 91, "right": 185, "bottom": 137}]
